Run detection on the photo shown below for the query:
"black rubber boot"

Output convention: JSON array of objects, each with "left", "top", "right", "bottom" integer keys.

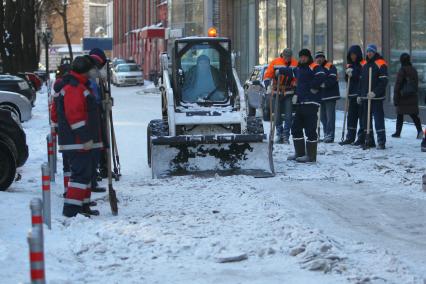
[
  {"left": 63, "top": 204, "right": 83, "bottom": 218},
  {"left": 287, "top": 138, "right": 305, "bottom": 161},
  {"left": 339, "top": 139, "right": 354, "bottom": 146},
  {"left": 296, "top": 140, "right": 317, "bottom": 163},
  {"left": 91, "top": 187, "right": 106, "bottom": 193},
  {"left": 82, "top": 204, "right": 100, "bottom": 216}
]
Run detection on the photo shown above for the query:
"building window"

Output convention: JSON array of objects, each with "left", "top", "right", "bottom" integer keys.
[
  {"left": 277, "top": 0, "right": 287, "bottom": 52},
  {"left": 412, "top": 0, "right": 426, "bottom": 105},
  {"left": 333, "top": 0, "right": 347, "bottom": 77},
  {"left": 258, "top": 0, "right": 267, "bottom": 64},
  {"left": 390, "top": 0, "right": 410, "bottom": 81},
  {"left": 169, "top": 0, "right": 204, "bottom": 36},
  {"left": 267, "top": 0, "right": 278, "bottom": 62},
  {"left": 302, "top": 0, "right": 314, "bottom": 51},
  {"left": 348, "top": 0, "right": 364, "bottom": 48},
  {"left": 314, "top": 0, "right": 327, "bottom": 54},
  {"left": 365, "top": 0, "right": 382, "bottom": 51},
  {"left": 90, "top": 2, "right": 108, "bottom": 37},
  {"left": 291, "top": 0, "right": 302, "bottom": 54}
]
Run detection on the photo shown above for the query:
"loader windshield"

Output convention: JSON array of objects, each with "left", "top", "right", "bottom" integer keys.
[{"left": 180, "top": 44, "right": 228, "bottom": 103}]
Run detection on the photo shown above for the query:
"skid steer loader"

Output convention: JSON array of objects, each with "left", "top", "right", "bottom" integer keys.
[{"left": 147, "top": 36, "right": 274, "bottom": 178}]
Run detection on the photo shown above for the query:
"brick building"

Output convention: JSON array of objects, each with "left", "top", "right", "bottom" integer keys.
[{"left": 112, "top": 0, "right": 167, "bottom": 79}]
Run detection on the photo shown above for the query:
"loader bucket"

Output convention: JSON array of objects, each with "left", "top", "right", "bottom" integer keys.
[{"left": 150, "top": 134, "right": 274, "bottom": 178}]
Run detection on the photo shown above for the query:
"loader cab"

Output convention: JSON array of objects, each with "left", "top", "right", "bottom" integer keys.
[{"left": 172, "top": 37, "right": 235, "bottom": 106}]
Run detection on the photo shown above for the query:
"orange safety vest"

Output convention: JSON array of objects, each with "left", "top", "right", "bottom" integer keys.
[{"left": 264, "top": 57, "right": 298, "bottom": 93}]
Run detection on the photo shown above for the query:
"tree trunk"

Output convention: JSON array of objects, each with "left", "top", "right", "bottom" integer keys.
[
  {"left": 21, "top": 0, "right": 38, "bottom": 71},
  {"left": 62, "top": 4, "right": 73, "bottom": 60}
]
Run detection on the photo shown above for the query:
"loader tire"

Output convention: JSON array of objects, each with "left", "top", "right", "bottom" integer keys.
[
  {"left": 147, "top": 119, "right": 169, "bottom": 167},
  {"left": 247, "top": 117, "right": 264, "bottom": 135},
  {"left": 0, "top": 139, "right": 17, "bottom": 191}
]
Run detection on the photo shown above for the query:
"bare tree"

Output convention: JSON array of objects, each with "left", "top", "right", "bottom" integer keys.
[{"left": 43, "top": 0, "right": 73, "bottom": 60}]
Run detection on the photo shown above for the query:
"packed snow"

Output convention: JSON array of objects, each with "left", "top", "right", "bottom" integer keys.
[{"left": 1, "top": 83, "right": 425, "bottom": 284}]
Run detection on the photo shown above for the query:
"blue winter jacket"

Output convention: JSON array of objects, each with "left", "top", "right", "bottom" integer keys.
[
  {"left": 346, "top": 45, "right": 364, "bottom": 97},
  {"left": 360, "top": 53, "right": 388, "bottom": 100},
  {"left": 320, "top": 61, "right": 340, "bottom": 101},
  {"left": 280, "top": 62, "right": 326, "bottom": 105}
]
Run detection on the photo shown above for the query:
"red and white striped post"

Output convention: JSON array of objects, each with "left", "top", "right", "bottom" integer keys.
[
  {"left": 41, "top": 163, "right": 51, "bottom": 230},
  {"left": 27, "top": 230, "right": 46, "bottom": 284},
  {"left": 46, "top": 134, "right": 55, "bottom": 182},
  {"left": 30, "top": 198, "right": 43, "bottom": 236},
  {"left": 29, "top": 198, "right": 45, "bottom": 284}
]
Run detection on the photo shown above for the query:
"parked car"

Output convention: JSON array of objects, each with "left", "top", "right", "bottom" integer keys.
[
  {"left": 0, "top": 90, "right": 33, "bottom": 122},
  {"left": 244, "top": 65, "right": 268, "bottom": 118},
  {"left": 111, "top": 63, "right": 144, "bottom": 86},
  {"left": 25, "top": 72, "right": 42, "bottom": 91},
  {"left": 0, "top": 75, "right": 36, "bottom": 106},
  {"left": 16, "top": 72, "right": 42, "bottom": 92},
  {"left": 112, "top": 58, "right": 126, "bottom": 69},
  {"left": 0, "top": 108, "right": 28, "bottom": 190}
]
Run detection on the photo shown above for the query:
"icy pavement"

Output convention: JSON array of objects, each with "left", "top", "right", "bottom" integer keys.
[{"left": 0, "top": 84, "right": 425, "bottom": 284}]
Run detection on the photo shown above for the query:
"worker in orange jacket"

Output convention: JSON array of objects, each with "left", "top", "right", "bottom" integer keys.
[{"left": 263, "top": 48, "right": 298, "bottom": 144}]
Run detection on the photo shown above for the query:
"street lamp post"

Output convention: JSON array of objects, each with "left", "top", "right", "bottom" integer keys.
[{"left": 38, "top": 28, "right": 53, "bottom": 85}]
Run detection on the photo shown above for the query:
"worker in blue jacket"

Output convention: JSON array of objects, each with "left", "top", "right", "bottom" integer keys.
[
  {"left": 358, "top": 44, "right": 388, "bottom": 149},
  {"left": 315, "top": 51, "right": 340, "bottom": 143},
  {"left": 279, "top": 49, "right": 326, "bottom": 163},
  {"left": 340, "top": 45, "right": 367, "bottom": 146}
]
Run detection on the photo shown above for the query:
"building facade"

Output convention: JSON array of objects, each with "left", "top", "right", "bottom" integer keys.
[
  {"left": 226, "top": 0, "right": 426, "bottom": 112},
  {"left": 113, "top": 0, "right": 426, "bottom": 114},
  {"left": 112, "top": 0, "right": 167, "bottom": 79}
]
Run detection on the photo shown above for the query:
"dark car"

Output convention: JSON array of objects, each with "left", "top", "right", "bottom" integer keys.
[
  {"left": 0, "top": 109, "right": 28, "bottom": 190},
  {"left": 0, "top": 75, "right": 36, "bottom": 106}
]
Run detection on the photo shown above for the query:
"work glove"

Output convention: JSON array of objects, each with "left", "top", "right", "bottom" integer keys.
[
  {"left": 356, "top": 97, "right": 362, "bottom": 105},
  {"left": 264, "top": 79, "right": 271, "bottom": 89},
  {"left": 320, "top": 83, "right": 326, "bottom": 88},
  {"left": 83, "top": 140, "right": 93, "bottom": 151},
  {"left": 310, "top": 88, "right": 319, "bottom": 94},
  {"left": 292, "top": 95, "right": 298, "bottom": 105},
  {"left": 345, "top": 68, "right": 353, "bottom": 77},
  {"left": 367, "top": 92, "right": 376, "bottom": 99}
]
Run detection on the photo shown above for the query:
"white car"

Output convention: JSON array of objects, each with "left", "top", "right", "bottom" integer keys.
[
  {"left": 112, "top": 63, "right": 144, "bottom": 86},
  {"left": 0, "top": 90, "right": 32, "bottom": 122}
]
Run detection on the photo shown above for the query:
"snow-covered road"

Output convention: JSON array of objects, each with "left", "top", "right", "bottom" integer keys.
[{"left": 1, "top": 84, "right": 425, "bottom": 284}]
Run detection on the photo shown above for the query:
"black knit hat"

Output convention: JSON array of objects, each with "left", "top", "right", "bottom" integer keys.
[
  {"left": 89, "top": 48, "right": 107, "bottom": 68},
  {"left": 72, "top": 56, "right": 94, "bottom": 74},
  {"left": 315, "top": 51, "right": 325, "bottom": 59},
  {"left": 299, "top": 49, "right": 312, "bottom": 58}
]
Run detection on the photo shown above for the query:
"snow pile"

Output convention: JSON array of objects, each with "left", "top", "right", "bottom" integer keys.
[{"left": 1, "top": 85, "right": 425, "bottom": 284}]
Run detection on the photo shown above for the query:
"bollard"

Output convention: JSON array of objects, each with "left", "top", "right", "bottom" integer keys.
[
  {"left": 422, "top": 174, "right": 426, "bottom": 192},
  {"left": 41, "top": 163, "right": 51, "bottom": 230},
  {"left": 30, "top": 198, "right": 44, "bottom": 236},
  {"left": 51, "top": 128, "right": 57, "bottom": 174},
  {"left": 46, "top": 134, "right": 55, "bottom": 182},
  {"left": 27, "top": 229, "right": 46, "bottom": 284}
]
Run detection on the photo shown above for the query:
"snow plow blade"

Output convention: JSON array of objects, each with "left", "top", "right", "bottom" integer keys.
[{"left": 150, "top": 134, "right": 274, "bottom": 178}]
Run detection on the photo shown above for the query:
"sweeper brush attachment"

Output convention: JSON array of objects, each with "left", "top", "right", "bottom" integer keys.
[{"left": 150, "top": 133, "right": 273, "bottom": 178}]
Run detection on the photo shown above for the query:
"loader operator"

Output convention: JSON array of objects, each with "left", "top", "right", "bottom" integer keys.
[
  {"left": 263, "top": 48, "right": 297, "bottom": 144},
  {"left": 182, "top": 54, "right": 226, "bottom": 103},
  {"left": 278, "top": 49, "right": 326, "bottom": 163}
]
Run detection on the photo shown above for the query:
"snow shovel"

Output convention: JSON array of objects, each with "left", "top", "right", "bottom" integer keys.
[
  {"left": 104, "top": 60, "right": 118, "bottom": 215},
  {"left": 364, "top": 67, "right": 373, "bottom": 150},
  {"left": 268, "top": 74, "right": 283, "bottom": 175},
  {"left": 317, "top": 106, "right": 321, "bottom": 141},
  {"left": 341, "top": 75, "right": 351, "bottom": 142}
]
